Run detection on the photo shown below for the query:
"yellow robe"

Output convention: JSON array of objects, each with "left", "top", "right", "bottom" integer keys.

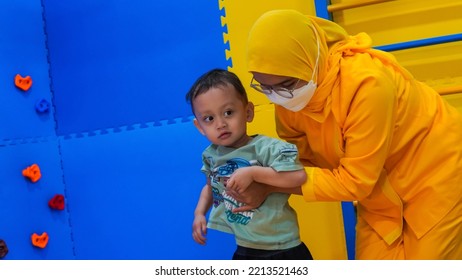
[
  {"left": 275, "top": 41, "right": 462, "bottom": 259},
  {"left": 247, "top": 10, "right": 462, "bottom": 259}
]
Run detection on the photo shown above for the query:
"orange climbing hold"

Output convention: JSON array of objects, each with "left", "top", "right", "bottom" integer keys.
[
  {"left": 22, "top": 163, "right": 41, "bottom": 183},
  {"left": 31, "top": 232, "right": 49, "bottom": 249},
  {"left": 15, "top": 74, "right": 33, "bottom": 91}
]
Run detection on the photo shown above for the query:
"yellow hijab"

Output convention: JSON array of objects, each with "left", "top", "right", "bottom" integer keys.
[
  {"left": 247, "top": 9, "right": 347, "bottom": 82},
  {"left": 247, "top": 9, "right": 412, "bottom": 122}
]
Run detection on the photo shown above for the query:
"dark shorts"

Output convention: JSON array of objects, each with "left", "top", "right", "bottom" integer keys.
[{"left": 232, "top": 242, "right": 313, "bottom": 260}]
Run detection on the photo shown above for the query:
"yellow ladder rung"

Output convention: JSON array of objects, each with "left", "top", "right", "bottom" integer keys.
[{"left": 328, "top": 0, "right": 395, "bottom": 13}]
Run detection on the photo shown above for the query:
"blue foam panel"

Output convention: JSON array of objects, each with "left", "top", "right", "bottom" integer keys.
[
  {"left": 0, "top": 139, "right": 74, "bottom": 259},
  {"left": 341, "top": 202, "right": 356, "bottom": 260},
  {"left": 60, "top": 121, "right": 235, "bottom": 259},
  {"left": 43, "top": 0, "right": 229, "bottom": 135},
  {"left": 0, "top": 0, "right": 56, "bottom": 141}
]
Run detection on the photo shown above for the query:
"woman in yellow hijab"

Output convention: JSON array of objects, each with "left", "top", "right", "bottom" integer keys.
[{"left": 239, "top": 9, "right": 462, "bottom": 259}]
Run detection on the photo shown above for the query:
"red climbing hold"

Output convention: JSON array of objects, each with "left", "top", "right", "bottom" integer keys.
[
  {"left": 0, "top": 239, "right": 8, "bottom": 258},
  {"left": 48, "top": 194, "right": 65, "bottom": 210}
]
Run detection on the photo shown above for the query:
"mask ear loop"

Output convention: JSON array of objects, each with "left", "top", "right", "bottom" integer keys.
[{"left": 309, "top": 24, "right": 320, "bottom": 83}]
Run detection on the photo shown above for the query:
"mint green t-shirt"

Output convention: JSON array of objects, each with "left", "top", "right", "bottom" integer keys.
[{"left": 201, "top": 134, "right": 304, "bottom": 250}]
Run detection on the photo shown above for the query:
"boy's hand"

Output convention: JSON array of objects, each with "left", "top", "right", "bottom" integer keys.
[
  {"left": 226, "top": 167, "right": 254, "bottom": 194},
  {"left": 192, "top": 215, "right": 208, "bottom": 245}
]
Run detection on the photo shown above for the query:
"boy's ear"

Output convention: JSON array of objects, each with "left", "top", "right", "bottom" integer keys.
[
  {"left": 193, "top": 118, "right": 205, "bottom": 135},
  {"left": 246, "top": 102, "right": 255, "bottom": 122}
]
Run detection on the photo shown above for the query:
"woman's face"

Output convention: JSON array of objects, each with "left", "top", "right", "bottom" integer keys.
[{"left": 251, "top": 72, "right": 316, "bottom": 112}]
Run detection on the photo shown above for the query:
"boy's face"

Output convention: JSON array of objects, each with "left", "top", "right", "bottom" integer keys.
[{"left": 193, "top": 85, "right": 254, "bottom": 148}]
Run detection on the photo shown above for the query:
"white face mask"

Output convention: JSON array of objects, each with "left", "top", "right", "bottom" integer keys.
[
  {"left": 267, "top": 80, "right": 317, "bottom": 112},
  {"left": 268, "top": 26, "right": 320, "bottom": 112}
]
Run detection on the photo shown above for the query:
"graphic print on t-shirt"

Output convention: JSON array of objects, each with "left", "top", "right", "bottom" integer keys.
[{"left": 211, "top": 158, "right": 260, "bottom": 225}]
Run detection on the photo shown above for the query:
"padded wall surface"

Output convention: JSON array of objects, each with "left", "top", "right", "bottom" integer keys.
[
  {"left": 42, "top": 0, "right": 229, "bottom": 135},
  {"left": 0, "top": 0, "right": 56, "bottom": 141},
  {"left": 60, "top": 120, "right": 235, "bottom": 259},
  {"left": 0, "top": 139, "right": 74, "bottom": 259},
  {"left": 0, "top": 0, "right": 73, "bottom": 259},
  {"left": 2, "top": 0, "right": 233, "bottom": 260}
]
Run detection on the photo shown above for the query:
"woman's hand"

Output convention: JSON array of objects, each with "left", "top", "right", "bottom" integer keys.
[
  {"left": 227, "top": 182, "right": 303, "bottom": 212},
  {"left": 226, "top": 182, "right": 271, "bottom": 212}
]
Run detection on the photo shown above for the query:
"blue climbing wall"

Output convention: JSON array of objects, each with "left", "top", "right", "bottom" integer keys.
[
  {"left": 0, "top": 0, "right": 56, "bottom": 140},
  {"left": 1, "top": 0, "right": 235, "bottom": 259},
  {"left": 0, "top": 0, "right": 73, "bottom": 259}
]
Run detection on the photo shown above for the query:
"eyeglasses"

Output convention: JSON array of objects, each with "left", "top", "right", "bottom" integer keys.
[{"left": 250, "top": 77, "right": 300, "bottom": 99}]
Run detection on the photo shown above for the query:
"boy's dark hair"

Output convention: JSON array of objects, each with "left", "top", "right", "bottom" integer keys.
[{"left": 185, "top": 68, "right": 248, "bottom": 113}]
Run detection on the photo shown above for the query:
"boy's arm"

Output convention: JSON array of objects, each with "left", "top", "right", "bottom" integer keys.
[
  {"left": 252, "top": 166, "right": 306, "bottom": 188},
  {"left": 194, "top": 183, "right": 213, "bottom": 216},
  {"left": 226, "top": 166, "right": 306, "bottom": 194},
  {"left": 192, "top": 181, "right": 213, "bottom": 245}
]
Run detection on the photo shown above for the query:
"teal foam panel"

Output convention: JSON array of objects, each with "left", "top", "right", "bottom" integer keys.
[
  {"left": 60, "top": 121, "right": 235, "bottom": 259},
  {"left": 0, "top": 0, "right": 56, "bottom": 141},
  {"left": 0, "top": 138, "right": 74, "bottom": 259},
  {"left": 43, "top": 0, "right": 229, "bottom": 135}
]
